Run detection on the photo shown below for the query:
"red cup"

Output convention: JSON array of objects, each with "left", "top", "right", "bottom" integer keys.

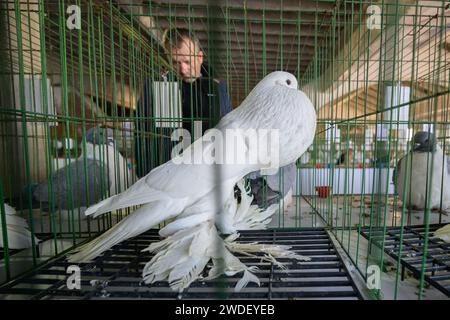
[{"left": 315, "top": 186, "right": 330, "bottom": 198}]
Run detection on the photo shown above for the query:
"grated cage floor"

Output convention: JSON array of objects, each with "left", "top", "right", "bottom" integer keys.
[{"left": 0, "top": 228, "right": 362, "bottom": 300}]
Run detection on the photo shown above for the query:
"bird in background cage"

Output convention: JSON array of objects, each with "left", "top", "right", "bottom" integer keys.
[
  {"left": 25, "top": 127, "right": 133, "bottom": 220},
  {"left": 85, "top": 127, "right": 134, "bottom": 196},
  {"left": 67, "top": 71, "right": 317, "bottom": 292},
  {"left": 335, "top": 148, "right": 355, "bottom": 167},
  {"left": 0, "top": 203, "right": 39, "bottom": 249},
  {"left": 51, "top": 137, "right": 80, "bottom": 170},
  {"left": 393, "top": 131, "right": 450, "bottom": 213}
]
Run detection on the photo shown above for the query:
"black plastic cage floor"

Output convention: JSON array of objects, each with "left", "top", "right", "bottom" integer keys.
[
  {"left": 360, "top": 224, "right": 450, "bottom": 297},
  {"left": 0, "top": 232, "right": 96, "bottom": 261},
  {"left": 0, "top": 228, "right": 362, "bottom": 300}
]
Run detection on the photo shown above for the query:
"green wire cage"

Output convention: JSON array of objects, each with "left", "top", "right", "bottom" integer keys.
[{"left": 0, "top": 0, "right": 449, "bottom": 300}]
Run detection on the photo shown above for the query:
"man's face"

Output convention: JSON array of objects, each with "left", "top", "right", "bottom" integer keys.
[{"left": 170, "top": 39, "right": 203, "bottom": 82}]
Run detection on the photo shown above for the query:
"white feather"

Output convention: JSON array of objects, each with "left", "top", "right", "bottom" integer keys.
[
  {"left": 434, "top": 224, "right": 450, "bottom": 243},
  {"left": 142, "top": 221, "right": 219, "bottom": 292},
  {"left": 68, "top": 200, "right": 187, "bottom": 263},
  {"left": 223, "top": 179, "right": 278, "bottom": 231},
  {"left": 0, "top": 203, "right": 39, "bottom": 249},
  {"left": 235, "top": 270, "right": 261, "bottom": 292}
]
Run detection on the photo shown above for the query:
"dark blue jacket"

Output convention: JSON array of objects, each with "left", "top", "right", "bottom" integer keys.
[{"left": 134, "top": 65, "right": 232, "bottom": 178}]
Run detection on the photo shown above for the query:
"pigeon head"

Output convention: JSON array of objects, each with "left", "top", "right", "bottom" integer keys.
[
  {"left": 413, "top": 131, "right": 436, "bottom": 152},
  {"left": 240, "top": 71, "right": 299, "bottom": 108},
  {"left": 85, "top": 127, "right": 115, "bottom": 146},
  {"left": 264, "top": 71, "right": 298, "bottom": 90},
  {"left": 248, "top": 71, "right": 298, "bottom": 96}
]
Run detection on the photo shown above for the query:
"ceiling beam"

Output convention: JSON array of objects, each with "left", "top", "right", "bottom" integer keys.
[
  {"left": 150, "top": 0, "right": 338, "bottom": 12},
  {"left": 152, "top": 20, "right": 327, "bottom": 37},
  {"left": 148, "top": 5, "right": 353, "bottom": 22}
]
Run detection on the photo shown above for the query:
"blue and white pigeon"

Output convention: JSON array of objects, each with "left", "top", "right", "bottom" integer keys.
[
  {"left": 393, "top": 131, "right": 450, "bottom": 211},
  {"left": 31, "top": 127, "right": 132, "bottom": 219}
]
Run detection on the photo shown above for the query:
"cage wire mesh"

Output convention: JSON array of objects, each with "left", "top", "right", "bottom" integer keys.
[{"left": 0, "top": 0, "right": 449, "bottom": 300}]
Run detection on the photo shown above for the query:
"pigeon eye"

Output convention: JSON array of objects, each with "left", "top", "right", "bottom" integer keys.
[{"left": 286, "top": 79, "right": 291, "bottom": 85}]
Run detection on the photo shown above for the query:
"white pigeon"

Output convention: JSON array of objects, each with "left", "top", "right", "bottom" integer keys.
[
  {"left": 394, "top": 131, "right": 450, "bottom": 211},
  {"left": 0, "top": 203, "right": 39, "bottom": 249},
  {"left": 433, "top": 224, "right": 450, "bottom": 243},
  {"left": 142, "top": 179, "right": 310, "bottom": 292},
  {"left": 68, "top": 71, "right": 317, "bottom": 267}
]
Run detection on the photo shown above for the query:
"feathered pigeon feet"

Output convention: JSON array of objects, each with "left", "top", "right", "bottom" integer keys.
[
  {"left": 141, "top": 221, "right": 260, "bottom": 293},
  {"left": 140, "top": 180, "right": 310, "bottom": 293},
  {"left": 201, "top": 234, "right": 311, "bottom": 292},
  {"left": 224, "top": 233, "right": 311, "bottom": 268},
  {"left": 141, "top": 222, "right": 310, "bottom": 293}
]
